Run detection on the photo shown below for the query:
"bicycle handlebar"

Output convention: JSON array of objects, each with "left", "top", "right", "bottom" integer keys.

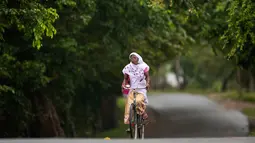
[{"left": 122, "top": 86, "right": 146, "bottom": 90}]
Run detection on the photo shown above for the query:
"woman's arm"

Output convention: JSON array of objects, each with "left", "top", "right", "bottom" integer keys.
[
  {"left": 144, "top": 71, "right": 150, "bottom": 90},
  {"left": 122, "top": 74, "right": 129, "bottom": 87}
]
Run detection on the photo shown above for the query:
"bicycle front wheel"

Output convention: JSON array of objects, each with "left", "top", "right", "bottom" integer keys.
[
  {"left": 129, "top": 103, "right": 138, "bottom": 139},
  {"left": 137, "top": 115, "right": 145, "bottom": 139}
]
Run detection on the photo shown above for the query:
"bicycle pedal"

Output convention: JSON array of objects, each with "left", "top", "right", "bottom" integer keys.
[
  {"left": 138, "top": 124, "right": 143, "bottom": 128},
  {"left": 126, "top": 129, "right": 131, "bottom": 133},
  {"left": 144, "top": 121, "right": 150, "bottom": 126},
  {"left": 142, "top": 120, "right": 152, "bottom": 125}
]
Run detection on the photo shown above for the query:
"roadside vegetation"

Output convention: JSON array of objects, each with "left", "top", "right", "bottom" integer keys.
[{"left": 1, "top": 0, "right": 255, "bottom": 138}]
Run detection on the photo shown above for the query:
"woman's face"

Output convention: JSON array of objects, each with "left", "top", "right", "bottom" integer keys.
[{"left": 130, "top": 55, "right": 138, "bottom": 64}]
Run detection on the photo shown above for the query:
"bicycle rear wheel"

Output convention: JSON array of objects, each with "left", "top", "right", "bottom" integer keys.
[{"left": 129, "top": 103, "right": 138, "bottom": 139}]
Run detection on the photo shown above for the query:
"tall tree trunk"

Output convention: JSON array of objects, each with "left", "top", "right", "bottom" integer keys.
[
  {"left": 236, "top": 68, "right": 243, "bottom": 97},
  {"left": 70, "top": 119, "right": 76, "bottom": 137},
  {"left": 162, "top": 75, "right": 166, "bottom": 91},
  {"left": 180, "top": 75, "right": 188, "bottom": 90},
  {"left": 221, "top": 68, "right": 235, "bottom": 92},
  {"left": 175, "top": 56, "right": 181, "bottom": 89},
  {"left": 31, "top": 94, "right": 65, "bottom": 137},
  {"left": 174, "top": 56, "right": 185, "bottom": 90},
  {"left": 100, "top": 95, "right": 117, "bottom": 131},
  {"left": 63, "top": 110, "right": 76, "bottom": 137},
  {"left": 249, "top": 70, "right": 255, "bottom": 92},
  {"left": 91, "top": 112, "right": 99, "bottom": 137}
]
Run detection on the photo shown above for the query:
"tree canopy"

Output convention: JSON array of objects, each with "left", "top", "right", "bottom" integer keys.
[
  {"left": 1, "top": 0, "right": 255, "bottom": 137},
  {"left": 0, "top": 0, "right": 195, "bottom": 137}
]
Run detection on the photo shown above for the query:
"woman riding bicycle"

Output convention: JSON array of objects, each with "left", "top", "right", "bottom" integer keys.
[{"left": 122, "top": 52, "right": 150, "bottom": 127}]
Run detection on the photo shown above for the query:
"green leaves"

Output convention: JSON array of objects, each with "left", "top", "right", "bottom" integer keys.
[
  {"left": 32, "top": 8, "right": 59, "bottom": 49},
  {"left": 0, "top": 1, "right": 62, "bottom": 49},
  {"left": 0, "top": 0, "right": 205, "bottom": 137},
  {"left": 190, "top": 0, "right": 255, "bottom": 69},
  {"left": 222, "top": 0, "right": 255, "bottom": 55}
]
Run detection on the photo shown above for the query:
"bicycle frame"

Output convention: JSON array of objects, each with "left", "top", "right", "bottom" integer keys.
[{"left": 129, "top": 88, "right": 145, "bottom": 139}]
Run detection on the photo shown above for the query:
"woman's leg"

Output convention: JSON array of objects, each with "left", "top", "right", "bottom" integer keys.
[
  {"left": 135, "top": 93, "right": 146, "bottom": 116},
  {"left": 143, "top": 112, "right": 148, "bottom": 119},
  {"left": 135, "top": 93, "right": 150, "bottom": 125},
  {"left": 124, "top": 92, "right": 149, "bottom": 124},
  {"left": 124, "top": 91, "right": 134, "bottom": 124}
]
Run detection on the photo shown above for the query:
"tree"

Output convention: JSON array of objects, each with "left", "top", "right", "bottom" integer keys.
[{"left": 0, "top": 0, "right": 194, "bottom": 137}]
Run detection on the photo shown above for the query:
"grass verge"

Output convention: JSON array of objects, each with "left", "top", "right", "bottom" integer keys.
[{"left": 221, "top": 91, "right": 255, "bottom": 103}]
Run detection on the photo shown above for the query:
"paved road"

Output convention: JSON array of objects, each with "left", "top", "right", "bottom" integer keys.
[
  {"left": 144, "top": 93, "right": 250, "bottom": 138},
  {"left": 0, "top": 138, "right": 255, "bottom": 143}
]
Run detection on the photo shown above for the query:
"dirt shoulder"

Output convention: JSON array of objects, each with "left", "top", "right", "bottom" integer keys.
[{"left": 207, "top": 93, "right": 255, "bottom": 111}]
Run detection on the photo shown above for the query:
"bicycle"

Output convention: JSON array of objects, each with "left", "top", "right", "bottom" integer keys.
[{"left": 124, "top": 86, "right": 146, "bottom": 139}]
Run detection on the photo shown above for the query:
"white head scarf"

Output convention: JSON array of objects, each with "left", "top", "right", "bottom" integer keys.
[
  {"left": 129, "top": 52, "right": 144, "bottom": 64},
  {"left": 122, "top": 52, "right": 149, "bottom": 75}
]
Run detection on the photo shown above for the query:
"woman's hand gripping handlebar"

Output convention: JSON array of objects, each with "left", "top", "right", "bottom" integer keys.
[{"left": 122, "top": 84, "right": 146, "bottom": 91}]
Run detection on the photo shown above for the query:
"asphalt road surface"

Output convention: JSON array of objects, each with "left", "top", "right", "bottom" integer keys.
[
  {"left": 144, "top": 93, "right": 250, "bottom": 138},
  {"left": 0, "top": 138, "right": 255, "bottom": 143}
]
